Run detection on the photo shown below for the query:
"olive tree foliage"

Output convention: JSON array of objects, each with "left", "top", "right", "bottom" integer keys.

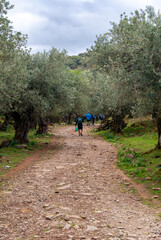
[
  {"left": 60, "top": 69, "right": 91, "bottom": 123},
  {"left": 0, "top": 1, "right": 87, "bottom": 143},
  {"left": 0, "top": 0, "right": 27, "bottom": 103},
  {"left": 1, "top": 47, "right": 73, "bottom": 143},
  {"left": 27, "top": 49, "right": 70, "bottom": 135},
  {"left": 109, "top": 6, "right": 161, "bottom": 145},
  {"left": 0, "top": 0, "right": 29, "bottom": 136},
  {"left": 0, "top": 0, "right": 27, "bottom": 59},
  {"left": 88, "top": 6, "right": 161, "bottom": 145},
  {"left": 88, "top": 36, "right": 135, "bottom": 132},
  {"left": 83, "top": 69, "right": 132, "bottom": 132}
]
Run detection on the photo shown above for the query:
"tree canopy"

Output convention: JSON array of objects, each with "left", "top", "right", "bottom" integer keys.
[
  {"left": 88, "top": 6, "right": 161, "bottom": 146},
  {"left": 0, "top": 2, "right": 161, "bottom": 148}
]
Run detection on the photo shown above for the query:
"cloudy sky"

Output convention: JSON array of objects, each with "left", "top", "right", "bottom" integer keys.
[{"left": 8, "top": 0, "right": 161, "bottom": 55}]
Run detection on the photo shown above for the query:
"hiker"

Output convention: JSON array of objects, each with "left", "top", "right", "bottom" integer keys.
[
  {"left": 91, "top": 114, "right": 95, "bottom": 125},
  {"left": 85, "top": 113, "right": 91, "bottom": 126},
  {"left": 99, "top": 114, "right": 104, "bottom": 125},
  {"left": 75, "top": 115, "right": 84, "bottom": 136}
]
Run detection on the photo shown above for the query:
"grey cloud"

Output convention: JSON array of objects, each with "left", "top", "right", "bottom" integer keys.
[{"left": 9, "top": 0, "right": 160, "bottom": 55}]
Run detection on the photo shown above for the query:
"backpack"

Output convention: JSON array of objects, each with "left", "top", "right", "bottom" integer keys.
[{"left": 78, "top": 118, "right": 82, "bottom": 124}]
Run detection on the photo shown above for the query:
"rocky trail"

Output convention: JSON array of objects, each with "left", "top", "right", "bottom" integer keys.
[{"left": 0, "top": 125, "right": 160, "bottom": 240}]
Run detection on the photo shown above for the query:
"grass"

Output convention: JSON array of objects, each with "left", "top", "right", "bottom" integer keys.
[
  {"left": 95, "top": 117, "right": 161, "bottom": 203},
  {"left": 95, "top": 131, "right": 117, "bottom": 143},
  {"left": 0, "top": 124, "right": 53, "bottom": 179}
]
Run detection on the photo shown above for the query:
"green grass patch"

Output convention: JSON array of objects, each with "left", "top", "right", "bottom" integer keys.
[
  {"left": 95, "top": 130, "right": 117, "bottom": 143},
  {"left": 118, "top": 132, "right": 157, "bottom": 153},
  {"left": 95, "top": 118, "right": 161, "bottom": 203},
  {"left": 0, "top": 125, "right": 53, "bottom": 179}
]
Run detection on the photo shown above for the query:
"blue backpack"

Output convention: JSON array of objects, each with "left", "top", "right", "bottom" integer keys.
[{"left": 78, "top": 118, "right": 82, "bottom": 124}]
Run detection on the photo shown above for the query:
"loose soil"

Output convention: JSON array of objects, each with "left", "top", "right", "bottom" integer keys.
[{"left": 0, "top": 125, "right": 160, "bottom": 240}]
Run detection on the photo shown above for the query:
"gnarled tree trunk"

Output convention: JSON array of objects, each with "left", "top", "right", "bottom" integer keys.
[
  {"left": 13, "top": 113, "right": 30, "bottom": 144},
  {"left": 112, "top": 115, "right": 126, "bottom": 133},
  {"left": 37, "top": 118, "right": 49, "bottom": 135},
  {"left": 67, "top": 113, "right": 73, "bottom": 124}
]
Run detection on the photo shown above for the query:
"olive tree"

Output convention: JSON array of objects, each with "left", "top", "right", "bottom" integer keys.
[
  {"left": 60, "top": 69, "right": 91, "bottom": 123},
  {"left": 89, "top": 6, "right": 161, "bottom": 142}
]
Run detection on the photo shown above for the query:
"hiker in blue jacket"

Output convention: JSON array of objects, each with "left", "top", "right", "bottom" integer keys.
[
  {"left": 75, "top": 115, "right": 84, "bottom": 136},
  {"left": 99, "top": 114, "right": 104, "bottom": 125},
  {"left": 85, "top": 113, "right": 91, "bottom": 126}
]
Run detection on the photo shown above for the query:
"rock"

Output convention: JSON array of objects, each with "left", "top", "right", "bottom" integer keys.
[
  {"left": 81, "top": 215, "right": 86, "bottom": 219},
  {"left": 86, "top": 226, "right": 98, "bottom": 231},
  {"left": 63, "top": 223, "right": 71, "bottom": 230},
  {"left": 45, "top": 215, "right": 53, "bottom": 220},
  {"left": 107, "top": 233, "right": 114, "bottom": 237},
  {"left": 43, "top": 204, "right": 50, "bottom": 208},
  {"left": 16, "top": 144, "right": 28, "bottom": 148},
  {"left": 64, "top": 215, "right": 69, "bottom": 221},
  {"left": 56, "top": 166, "right": 64, "bottom": 169},
  {"left": 81, "top": 193, "right": 93, "bottom": 196},
  {"left": 57, "top": 184, "right": 71, "bottom": 190},
  {"left": 127, "top": 233, "right": 138, "bottom": 239},
  {"left": 146, "top": 177, "right": 152, "bottom": 180},
  {"left": 153, "top": 196, "right": 159, "bottom": 199},
  {"left": 57, "top": 182, "right": 66, "bottom": 186},
  {"left": 5, "top": 165, "right": 10, "bottom": 168},
  {"left": 68, "top": 235, "right": 74, "bottom": 239}
]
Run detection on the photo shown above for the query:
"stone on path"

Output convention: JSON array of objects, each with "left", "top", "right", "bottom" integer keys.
[{"left": 86, "top": 225, "right": 98, "bottom": 231}]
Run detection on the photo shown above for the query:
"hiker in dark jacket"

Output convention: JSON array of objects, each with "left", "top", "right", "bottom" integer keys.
[
  {"left": 91, "top": 114, "right": 95, "bottom": 125},
  {"left": 75, "top": 115, "right": 84, "bottom": 136}
]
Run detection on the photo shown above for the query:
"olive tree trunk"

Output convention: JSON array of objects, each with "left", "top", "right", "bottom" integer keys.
[
  {"left": 37, "top": 118, "right": 49, "bottom": 135},
  {"left": 67, "top": 113, "right": 73, "bottom": 124},
  {"left": 112, "top": 115, "right": 126, "bottom": 133},
  {"left": 13, "top": 113, "right": 30, "bottom": 143}
]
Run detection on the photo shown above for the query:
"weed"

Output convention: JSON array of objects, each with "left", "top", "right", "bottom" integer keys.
[
  {"left": 130, "top": 188, "right": 137, "bottom": 194},
  {"left": 8, "top": 140, "right": 19, "bottom": 147},
  {"left": 142, "top": 198, "right": 153, "bottom": 207},
  {"left": 105, "top": 224, "right": 110, "bottom": 228},
  {"left": 57, "top": 225, "right": 63, "bottom": 229},
  {"left": 95, "top": 130, "right": 117, "bottom": 143},
  {"left": 71, "top": 222, "right": 76, "bottom": 227}
]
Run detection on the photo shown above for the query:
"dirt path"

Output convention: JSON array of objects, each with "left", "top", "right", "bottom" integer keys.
[{"left": 0, "top": 125, "right": 160, "bottom": 240}]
